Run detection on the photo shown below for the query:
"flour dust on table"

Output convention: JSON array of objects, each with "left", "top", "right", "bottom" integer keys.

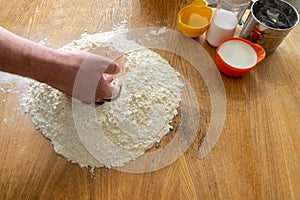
[{"left": 20, "top": 29, "right": 184, "bottom": 168}]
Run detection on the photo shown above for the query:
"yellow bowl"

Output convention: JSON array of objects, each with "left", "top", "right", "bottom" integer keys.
[{"left": 178, "top": 6, "right": 213, "bottom": 38}]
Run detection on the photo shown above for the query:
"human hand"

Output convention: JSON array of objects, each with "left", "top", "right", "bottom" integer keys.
[
  {"left": 56, "top": 51, "right": 122, "bottom": 103},
  {"left": 0, "top": 26, "right": 124, "bottom": 103}
]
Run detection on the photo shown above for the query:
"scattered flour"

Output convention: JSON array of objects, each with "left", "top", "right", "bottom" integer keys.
[
  {"left": 150, "top": 27, "right": 167, "bottom": 36},
  {"left": 20, "top": 29, "right": 184, "bottom": 168},
  {"left": 0, "top": 71, "right": 30, "bottom": 87},
  {"left": 38, "top": 37, "right": 49, "bottom": 46},
  {"left": 112, "top": 19, "right": 128, "bottom": 31}
]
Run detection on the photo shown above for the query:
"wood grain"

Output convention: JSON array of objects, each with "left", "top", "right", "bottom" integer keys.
[{"left": 1, "top": 0, "right": 300, "bottom": 199}]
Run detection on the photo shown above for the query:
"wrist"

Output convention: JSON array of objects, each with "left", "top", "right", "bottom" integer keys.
[{"left": 33, "top": 50, "right": 81, "bottom": 93}]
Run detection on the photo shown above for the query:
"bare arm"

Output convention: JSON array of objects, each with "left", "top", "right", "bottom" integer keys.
[{"left": 0, "top": 27, "right": 120, "bottom": 102}]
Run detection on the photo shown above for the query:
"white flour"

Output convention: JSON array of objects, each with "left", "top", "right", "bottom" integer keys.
[{"left": 20, "top": 29, "right": 184, "bottom": 168}]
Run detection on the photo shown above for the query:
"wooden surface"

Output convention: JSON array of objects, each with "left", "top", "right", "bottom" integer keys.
[{"left": 1, "top": 0, "right": 300, "bottom": 199}]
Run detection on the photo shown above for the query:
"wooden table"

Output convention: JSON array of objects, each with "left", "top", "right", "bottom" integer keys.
[{"left": 1, "top": 0, "right": 299, "bottom": 199}]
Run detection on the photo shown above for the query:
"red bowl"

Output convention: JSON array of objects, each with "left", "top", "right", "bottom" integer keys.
[{"left": 215, "top": 38, "right": 266, "bottom": 77}]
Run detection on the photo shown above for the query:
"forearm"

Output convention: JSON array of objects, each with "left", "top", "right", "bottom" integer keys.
[
  {"left": 0, "top": 27, "right": 82, "bottom": 94},
  {"left": 0, "top": 27, "right": 79, "bottom": 91},
  {"left": 0, "top": 26, "right": 120, "bottom": 102}
]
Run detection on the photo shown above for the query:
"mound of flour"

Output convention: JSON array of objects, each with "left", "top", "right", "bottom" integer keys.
[{"left": 21, "top": 30, "right": 184, "bottom": 168}]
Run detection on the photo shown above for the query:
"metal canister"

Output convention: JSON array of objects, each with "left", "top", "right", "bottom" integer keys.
[{"left": 240, "top": 0, "right": 299, "bottom": 54}]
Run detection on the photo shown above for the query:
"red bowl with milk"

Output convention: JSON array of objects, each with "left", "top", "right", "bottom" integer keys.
[{"left": 216, "top": 38, "right": 266, "bottom": 77}]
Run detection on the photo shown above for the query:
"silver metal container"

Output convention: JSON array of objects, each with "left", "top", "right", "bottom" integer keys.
[{"left": 240, "top": 0, "right": 299, "bottom": 54}]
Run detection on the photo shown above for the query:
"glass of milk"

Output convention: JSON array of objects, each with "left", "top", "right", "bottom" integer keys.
[
  {"left": 217, "top": 0, "right": 251, "bottom": 24},
  {"left": 206, "top": 9, "right": 238, "bottom": 47},
  {"left": 205, "top": 0, "right": 251, "bottom": 47}
]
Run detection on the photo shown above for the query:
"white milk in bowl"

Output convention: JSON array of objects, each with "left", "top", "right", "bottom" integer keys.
[{"left": 218, "top": 40, "right": 257, "bottom": 68}]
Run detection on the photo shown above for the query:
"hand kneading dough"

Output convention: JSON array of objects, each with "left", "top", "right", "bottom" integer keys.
[{"left": 21, "top": 30, "right": 184, "bottom": 168}]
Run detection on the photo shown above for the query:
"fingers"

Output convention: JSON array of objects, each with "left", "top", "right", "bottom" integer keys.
[
  {"left": 73, "top": 51, "right": 123, "bottom": 103},
  {"left": 95, "top": 76, "right": 120, "bottom": 101},
  {"left": 104, "top": 62, "right": 120, "bottom": 74},
  {"left": 101, "top": 53, "right": 126, "bottom": 75},
  {"left": 103, "top": 74, "right": 114, "bottom": 82}
]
